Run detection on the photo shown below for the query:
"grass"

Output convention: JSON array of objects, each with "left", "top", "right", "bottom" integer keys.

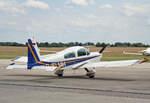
[
  {"left": 0, "top": 46, "right": 62, "bottom": 59},
  {"left": 0, "top": 46, "right": 149, "bottom": 62}
]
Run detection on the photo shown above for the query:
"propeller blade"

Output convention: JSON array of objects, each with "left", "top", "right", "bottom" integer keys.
[{"left": 99, "top": 45, "right": 107, "bottom": 53}]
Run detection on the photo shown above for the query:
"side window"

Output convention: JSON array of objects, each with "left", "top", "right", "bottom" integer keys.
[
  {"left": 64, "top": 52, "right": 75, "bottom": 59},
  {"left": 77, "top": 49, "right": 87, "bottom": 57}
]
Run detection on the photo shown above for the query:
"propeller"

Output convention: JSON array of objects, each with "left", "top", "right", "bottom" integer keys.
[{"left": 99, "top": 45, "right": 107, "bottom": 54}]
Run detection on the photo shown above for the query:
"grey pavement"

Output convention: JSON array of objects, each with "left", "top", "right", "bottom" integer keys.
[{"left": 0, "top": 59, "right": 150, "bottom": 103}]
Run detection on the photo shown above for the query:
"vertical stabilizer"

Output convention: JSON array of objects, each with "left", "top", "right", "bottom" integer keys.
[{"left": 27, "top": 39, "right": 40, "bottom": 69}]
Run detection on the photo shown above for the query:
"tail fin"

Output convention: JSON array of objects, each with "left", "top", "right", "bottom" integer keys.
[{"left": 27, "top": 39, "right": 40, "bottom": 69}]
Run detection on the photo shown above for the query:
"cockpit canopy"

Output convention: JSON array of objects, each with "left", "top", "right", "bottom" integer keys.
[
  {"left": 77, "top": 48, "right": 90, "bottom": 57},
  {"left": 63, "top": 47, "right": 90, "bottom": 59}
]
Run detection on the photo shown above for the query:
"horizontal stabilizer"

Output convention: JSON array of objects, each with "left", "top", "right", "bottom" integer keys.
[
  {"left": 7, "top": 65, "right": 27, "bottom": 70},
  {"left": 11, "top": 54, "right": 54, "bottom": 63},
  {"left": 12, "top": 56, "right": 27, "bottom": 62},
  {"left": 7, "top": 64, "right": 57, "bottom": 71}
]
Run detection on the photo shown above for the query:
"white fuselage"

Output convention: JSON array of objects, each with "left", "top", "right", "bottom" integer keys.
[{"left": 42, "top": 46, "right": 102, "bottom": 70}]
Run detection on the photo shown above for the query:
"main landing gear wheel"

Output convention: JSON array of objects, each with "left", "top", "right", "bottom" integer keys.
[
  {"left": 55, "top": 70, "right": 64, "bottom": 78},
  {"left": 86, "top": 72, "right": 95, "bottom": 78},
  {"left": 89, "top": 75, "right": 95, "bottom": 78},
  {"left": 84, "top": 68, "right": 95, "bottom": 78},
  {"left": 57, "top": 74, "right": 63, "bottom": 77}
]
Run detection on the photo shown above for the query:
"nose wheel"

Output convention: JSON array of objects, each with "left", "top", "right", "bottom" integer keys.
[{"left": 84, "top": 68, "right": 95, "bottom": 78}]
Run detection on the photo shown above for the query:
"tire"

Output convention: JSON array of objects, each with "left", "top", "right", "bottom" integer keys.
[
  {"left": 89, "top": 75, "right": 95, "bottom": 78},
  {"left": 58, "top": 74, "right": 63, "bottom": 77}
]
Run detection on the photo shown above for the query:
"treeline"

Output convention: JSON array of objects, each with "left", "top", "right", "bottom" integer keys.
[
  {"left": 37, "top": 42, "right": 95, "bottom": 47},
  {"left": 0, "top": 42, "right": 149, "bottom": 47},
  {"left": 0, "top": 42, "right": 25, "bottom": 46}
]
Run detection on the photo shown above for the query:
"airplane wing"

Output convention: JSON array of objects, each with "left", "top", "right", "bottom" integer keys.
[
  {"left": 81, "top": 58, "right": 148, "bottom": 68},
  {"left": 123, "top": 51, "right": 143, "bottom": 55}
]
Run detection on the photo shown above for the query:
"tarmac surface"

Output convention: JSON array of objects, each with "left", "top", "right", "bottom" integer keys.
[{"left": 0, "top": 59, "right": 150, "bottom": 103}]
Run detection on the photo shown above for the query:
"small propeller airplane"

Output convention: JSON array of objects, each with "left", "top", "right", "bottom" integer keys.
[
  {"left": 7, "top": 38, "right": 148, "bottom": 78},
  {"left": 123, "top": 48, "right": 150, "bottom": 56}
]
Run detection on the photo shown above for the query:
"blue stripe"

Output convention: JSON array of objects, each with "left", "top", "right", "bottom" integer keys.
[{"left": 32, "top": 55, "right": 100, "bottom": 68}]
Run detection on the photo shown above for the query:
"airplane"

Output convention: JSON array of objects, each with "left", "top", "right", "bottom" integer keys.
[
  {"left": 123, "top": 48, "right": 150, "bottom": 56},
  {"left": 7, "top": 38, "right": 148, "bottom": 78}
]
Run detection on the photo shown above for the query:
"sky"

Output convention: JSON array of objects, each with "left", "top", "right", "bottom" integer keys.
[{"left": 0, "top": 0, "right": 150, "bottom": 44}]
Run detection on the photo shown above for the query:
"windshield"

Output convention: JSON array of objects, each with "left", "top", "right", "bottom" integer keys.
[{"left": 77, "top": 48, "right": 90, "bottom": 57}]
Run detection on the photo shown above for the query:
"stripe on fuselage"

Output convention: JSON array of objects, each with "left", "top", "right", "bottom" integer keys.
[{"left": 36, "top": 55, "right": 100, "bottom": 71}]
